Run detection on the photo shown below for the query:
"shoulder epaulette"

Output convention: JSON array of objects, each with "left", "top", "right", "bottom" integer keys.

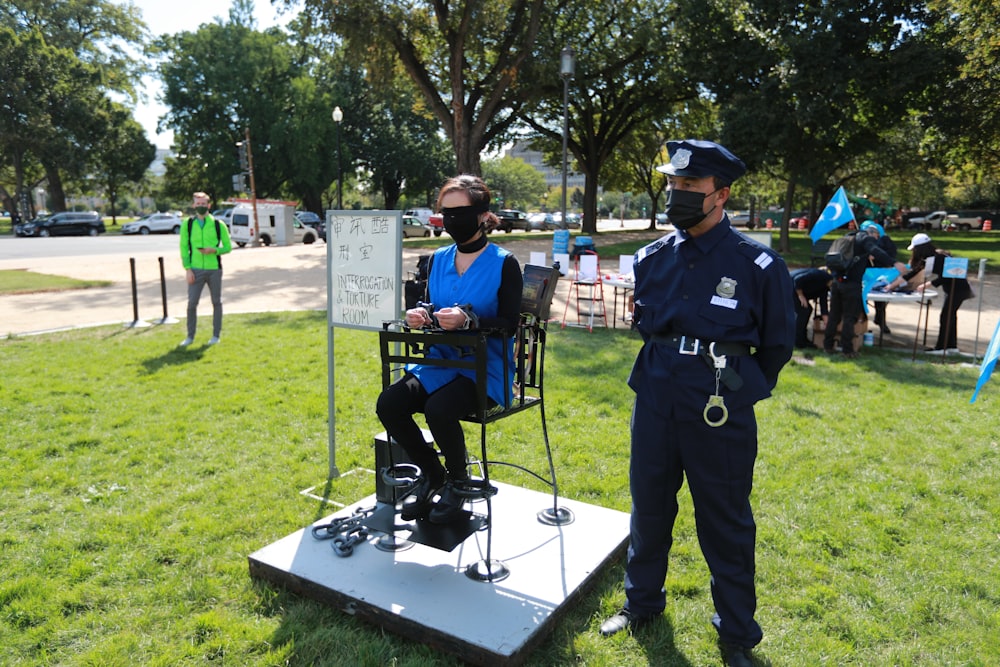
[{"left": 636, "top": 233, "right": 676, "bottom": 264}]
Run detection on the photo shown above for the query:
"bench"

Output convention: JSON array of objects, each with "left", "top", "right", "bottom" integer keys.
[{"left": 810, "top": 240, "right": 833, "bottom": 267}]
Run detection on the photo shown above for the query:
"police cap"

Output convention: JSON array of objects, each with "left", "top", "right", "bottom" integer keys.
[{"left": 656, "top": 139, "right": 746, "bottom": 185}]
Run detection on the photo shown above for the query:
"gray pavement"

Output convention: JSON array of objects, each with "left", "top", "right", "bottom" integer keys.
[{"left": 1, "top": 228, "right": 997, "bottom": 361}]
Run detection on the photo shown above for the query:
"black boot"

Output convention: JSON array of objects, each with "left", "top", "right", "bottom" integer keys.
[
  {"left": 400, "top": 476, "right": 442, "bottom": 520},
  {"left": 428, "top": 480, "right": 467, "bottom": 524}
]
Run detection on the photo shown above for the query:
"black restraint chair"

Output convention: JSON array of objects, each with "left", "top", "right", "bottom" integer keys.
[{"left": 373, "top": 264, "right": 568, "bottom": 582}]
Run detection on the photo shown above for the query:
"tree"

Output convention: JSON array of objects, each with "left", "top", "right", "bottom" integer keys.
[
  {"left": 517, "top": 0, "right": 696, "bottom": 234},
  {"left": 90, "top": 102, "right": 157, "bottom": 225},
  {"left": 921, "top": 1, "right": 1000, "bottom": 207},
  {"left": 481, "top": 156, "right": 547, "bottom": 211},
  {"left": 674, "top": 0, "right": 953, "bottom": 251},
  {"left": 298, "top": 0, "right": 551, "bottom": 175},
  {"left": 2, "top": 0, "right": 149, "bottom": 212},
  {"left": 156, "top": 16, "right": 301, "bottom": 201}
]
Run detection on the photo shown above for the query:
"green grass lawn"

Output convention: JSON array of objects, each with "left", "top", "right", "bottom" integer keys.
[
  {"left": 0, "top": 270, "right": 111, "bottom": 295},
  {"left": 1, "top": 312, "right": 998, "bottom": 665}
]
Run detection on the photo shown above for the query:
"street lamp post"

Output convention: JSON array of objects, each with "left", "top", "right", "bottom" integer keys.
[
  {"left": 332, "top": 106, "right": 343, "bottom": 209},
  {"left": 560, "top": 47, "right": 575, "bottom": 232}
]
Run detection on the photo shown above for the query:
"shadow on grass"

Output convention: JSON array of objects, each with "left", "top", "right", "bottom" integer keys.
[{"left": 140, "top": 343, "right": 210, "bottom": 374}]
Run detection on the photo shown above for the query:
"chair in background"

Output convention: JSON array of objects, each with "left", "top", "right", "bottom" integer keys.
[
  {"left": 374, "top": 265, "right": 569, "bottom": 583},
  {"left": 561, "top": 251, "right": 607, "bottom": 331}
]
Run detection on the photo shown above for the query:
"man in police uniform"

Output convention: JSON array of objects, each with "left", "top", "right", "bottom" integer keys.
[{"left": 599, "top": 140, "right": 794, "bottom": 667}]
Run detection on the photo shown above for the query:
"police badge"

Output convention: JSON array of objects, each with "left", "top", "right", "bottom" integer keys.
[
  {"left": 671, "top": 149, "right": 692, "bottom": 170},
  {"left": 716, "top": 277, "right": 737, "bottom": 298}
]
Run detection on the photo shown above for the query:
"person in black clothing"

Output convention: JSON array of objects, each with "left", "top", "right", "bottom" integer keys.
[
  {"left": 860, "top": 220, "right": 897, "bottom": 334},
  {"left": 790, "top": 268, "right": 832, "bottom": 348},
  {"left": 885, "top": 233, "right": 973, "bottom": 353},
  {"left": 824, "top": 230, "right": 907, "bottom": 358}
]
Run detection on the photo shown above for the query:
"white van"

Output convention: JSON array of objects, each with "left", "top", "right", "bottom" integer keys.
[
  {"left": 229, "top": 202, "right": 319, "bottom": 247},
  {"left": 403, "top": 208, "right": 434, "bottom": 225}
]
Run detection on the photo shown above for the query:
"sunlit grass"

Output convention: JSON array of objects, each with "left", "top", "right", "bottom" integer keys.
[
  {"left": 0, "top": 312, "right": 998, "bottom": 665},
  {"left": 0, "top": 269, "right": 112, "bottom": 295}
]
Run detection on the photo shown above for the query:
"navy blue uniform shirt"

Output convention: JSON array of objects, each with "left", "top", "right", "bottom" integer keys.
[{"left": 628, "top": 217, "right": 795, "bottom": 417}]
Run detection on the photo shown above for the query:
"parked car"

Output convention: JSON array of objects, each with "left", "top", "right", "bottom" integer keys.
[
  {"left": 121, "top": 212, "right": 183, "bottom": 235},
  {"left": 564, "top": 212, "right": 582, "bottom": 229},
  {"left": 945, "top": 210, "right": 997, "bottom": 231},
  {"left": 402, "top": 215, "right": 431, "bottom": 238},
  {"left": 907, "top": 210, "right": 952, "bottom": 230},
  {"left": 403, "top": 208, "right": 434, "bottom": 226},
  {"left": 427, "top": 212, "right": 444, "bottom": 237},
  {"left": 496, "top": 209, "right": 529, "bottom": 232},
  {"left": 295, "top": 211, "right": 325, "bottom": 240},
  {"left": 15, "top": 211, "right": 105, "bottom": 237},
  {"left": 213, "top": 208, "right": 235, "bottom": 229},
  {"left": 655, "top": 212, "right": 669, "bottom": 225},
  {"left": 527, "top": 212, "right": 555, "bottom": 231},
  {"left": 295, "top": 211, "right": 323, "bottom": 229}
]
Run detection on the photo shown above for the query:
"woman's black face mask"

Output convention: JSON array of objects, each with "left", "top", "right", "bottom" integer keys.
[{"left": 441, "top": 205, "right": 485, "bottom": 244}]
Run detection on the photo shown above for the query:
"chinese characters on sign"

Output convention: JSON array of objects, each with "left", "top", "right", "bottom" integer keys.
[{"left": 326, "top": 211, "right": 402, "bottom": 330}]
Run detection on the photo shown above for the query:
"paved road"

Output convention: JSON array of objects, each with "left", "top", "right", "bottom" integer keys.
[{"left": 1, "top": 225, "right": 997, "bottom": 360}]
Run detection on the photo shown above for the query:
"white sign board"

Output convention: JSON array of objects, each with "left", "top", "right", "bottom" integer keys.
[{"left": 325, "top": 210, "right": 403, "bottom": 331}]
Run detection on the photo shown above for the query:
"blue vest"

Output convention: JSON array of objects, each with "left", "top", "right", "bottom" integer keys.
[{"left": 410, "top": 244, "right": 514, "bottom": 407}]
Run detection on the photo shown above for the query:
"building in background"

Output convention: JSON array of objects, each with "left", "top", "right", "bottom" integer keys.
[{"left": 507, "top": 142, "right": 586, "bottom": 190}]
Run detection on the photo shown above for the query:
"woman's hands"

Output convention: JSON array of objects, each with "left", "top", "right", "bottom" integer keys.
[{"left": 404, "top": 306, "right": 469, "bottom": 330}]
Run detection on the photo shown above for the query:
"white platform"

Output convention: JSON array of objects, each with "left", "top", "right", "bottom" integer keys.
[{"left": 248, "top": 482, "right": 630, "bottom": 666}]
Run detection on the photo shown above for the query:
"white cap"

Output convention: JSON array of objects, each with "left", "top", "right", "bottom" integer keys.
[{"left": 907, "top": 232, "right": 932, "bottom": 250}]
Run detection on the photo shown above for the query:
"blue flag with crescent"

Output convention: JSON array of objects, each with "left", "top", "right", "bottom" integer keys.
[
  {"left": 970, "top": 317, "right": 1000, "bottom": 403},
  {"left": 809, "top": 186, "right": 854, "bottom": 242}
]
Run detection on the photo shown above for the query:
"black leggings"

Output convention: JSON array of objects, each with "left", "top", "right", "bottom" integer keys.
[{"left": 375, "top": 373, "right": 478, "bottom": 484}]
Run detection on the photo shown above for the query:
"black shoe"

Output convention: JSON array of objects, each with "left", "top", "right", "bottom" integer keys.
[
  {"left": 400, "top": 477, "right": 442, "bottom": 521},
  {"left": 879, "top": 324, "right": 891, "bottom": 334},
  {"left": 427, "top": 481, "right": 466, "bottom": 524},
  {"left": 599, "top": 609, "right": 652, "bottom": 637},
  {"left": 720, "top": 642, "right": 754, "bottom": 667}
]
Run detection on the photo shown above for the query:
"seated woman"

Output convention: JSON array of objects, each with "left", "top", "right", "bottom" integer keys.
[{"left": 376, "top": 175, "right": 523, "bottom": 524}]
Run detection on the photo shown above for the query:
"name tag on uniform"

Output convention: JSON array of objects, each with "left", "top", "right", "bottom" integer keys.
[{"left": 711, "top": 295, "right": 738, "bottom": 309}]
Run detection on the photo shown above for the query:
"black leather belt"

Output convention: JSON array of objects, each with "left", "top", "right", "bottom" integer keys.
[
  {"left": 650, "top": 333, "right": 750, "bottom": 357},
  {"left": 650, "top": 333, "right": 747, "bottom": 391}
]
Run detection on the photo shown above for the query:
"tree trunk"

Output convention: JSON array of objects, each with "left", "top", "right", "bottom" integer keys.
[
  {"left": 44, "top": 164, "right": 67, "bottom": 213},
  {"left": 780, "top": 173, "right": 797, "bottom": 253}
]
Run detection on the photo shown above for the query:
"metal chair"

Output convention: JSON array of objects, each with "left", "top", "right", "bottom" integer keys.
[{"left": 373, "top": 265, "right": 569, "bottom": 582}]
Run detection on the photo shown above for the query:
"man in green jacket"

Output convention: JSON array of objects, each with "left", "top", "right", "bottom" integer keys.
[{"left": 179, "top": 191, "right": 232, "bottom": 347}]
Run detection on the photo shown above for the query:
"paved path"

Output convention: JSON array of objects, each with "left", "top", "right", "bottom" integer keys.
[{"left": 1, "top": 231, "right": 997, "bottom": 359}]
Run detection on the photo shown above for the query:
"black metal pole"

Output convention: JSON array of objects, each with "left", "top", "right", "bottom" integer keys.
[
  {"left": 158, "top": 256, "right": 169, "bottom": 320},
  {"left": 129, "top": 257, "right": 140, "bottom": 324}
]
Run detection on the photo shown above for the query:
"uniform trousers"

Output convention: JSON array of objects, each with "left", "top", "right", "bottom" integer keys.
[
  {"left": 187, "top": 268, "right": 223, "bottom": 339},
  {"left": 375, "top": 373, "right": 477, "bottom": 484},
  {"left": 624, "top": 397, "right": 763, "bottom": 648}
]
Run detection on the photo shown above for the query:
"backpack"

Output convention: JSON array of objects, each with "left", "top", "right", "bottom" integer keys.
[
  {"left": 187, "top": 216, "right": 223, "bottom": 269},
  {"left": 825, "top": 232, "right": 858, "bottom": 273}
]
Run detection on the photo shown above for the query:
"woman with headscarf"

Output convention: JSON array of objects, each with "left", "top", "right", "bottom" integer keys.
[{"left": 860, "top": 220, "right": 897, "bottom": 334}]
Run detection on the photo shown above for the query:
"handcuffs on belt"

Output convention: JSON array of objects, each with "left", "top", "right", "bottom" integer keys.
[{"left": 703, "top": 342, "right": 729, "bottom": 427}]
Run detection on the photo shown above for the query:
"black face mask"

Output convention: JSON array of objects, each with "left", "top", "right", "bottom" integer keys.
[
  {"left": 665, "top": 188, "right": 720, "bottom": 230},
  {"left": 442, "top": 205, "right": 485, "bottom": 246}
]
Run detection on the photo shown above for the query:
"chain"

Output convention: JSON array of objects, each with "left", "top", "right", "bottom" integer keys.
[{"left": 310, "top": 505, "right": 376, "bottom": 557}]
